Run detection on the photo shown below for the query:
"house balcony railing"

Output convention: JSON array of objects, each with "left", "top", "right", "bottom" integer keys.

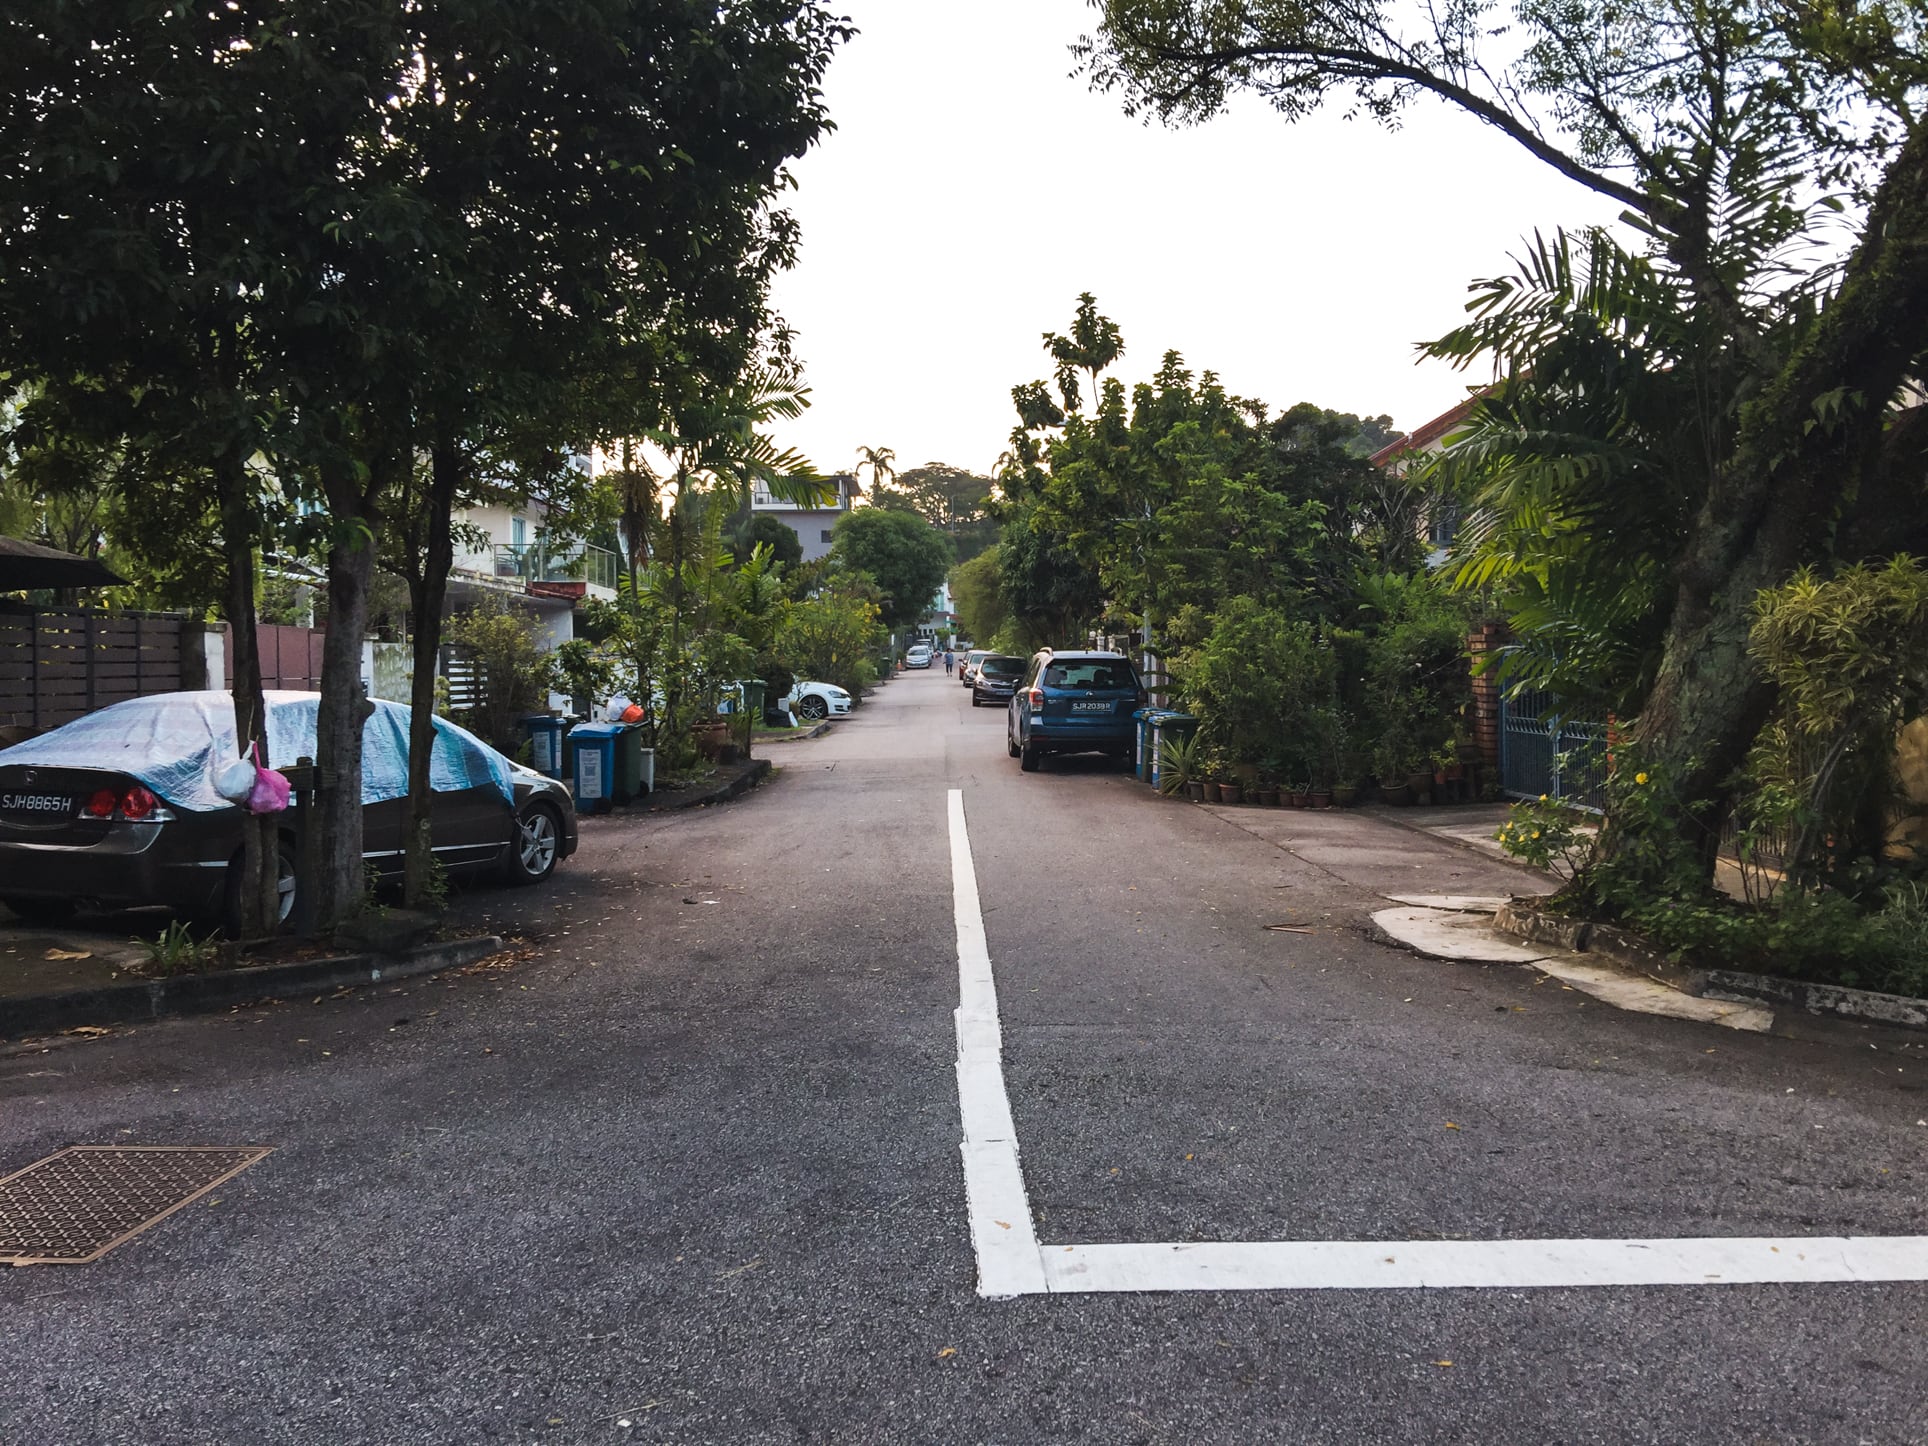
[{"left": 492, "top": 541, "right": 619, "bottom": 593}]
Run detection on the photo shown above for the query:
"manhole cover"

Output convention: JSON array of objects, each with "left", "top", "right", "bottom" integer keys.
[{"left": 0, "top": 1145, "right": 272, "bottom": 1265}]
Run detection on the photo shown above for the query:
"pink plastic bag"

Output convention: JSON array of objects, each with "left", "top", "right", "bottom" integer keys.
[{"left": 245, "top": 741, "right": 291, "bottom": 815}]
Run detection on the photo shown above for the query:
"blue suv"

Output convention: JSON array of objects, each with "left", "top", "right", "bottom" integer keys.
[{"left": 1006, "top": 649, "right": 1145, "bottom": 772}]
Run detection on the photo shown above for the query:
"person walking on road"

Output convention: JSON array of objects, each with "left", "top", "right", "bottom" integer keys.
[{"left": 943, "top": 648, "right": 955, "bottom": 676}]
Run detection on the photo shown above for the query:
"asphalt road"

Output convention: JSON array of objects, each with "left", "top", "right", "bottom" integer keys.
[{"left": 4, "top": 668, "right": 1926, "bottom": 1444}]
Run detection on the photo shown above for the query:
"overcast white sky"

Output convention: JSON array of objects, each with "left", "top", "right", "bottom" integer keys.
[{"left": 765, "top": 0, "right": 1620, "bottom": 481}]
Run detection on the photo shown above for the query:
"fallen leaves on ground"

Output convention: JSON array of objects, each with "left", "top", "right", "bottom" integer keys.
[{"left": 44, "top": 948, "right": 91, "bottom": 961}]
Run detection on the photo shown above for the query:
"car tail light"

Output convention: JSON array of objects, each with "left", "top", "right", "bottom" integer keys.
[
  {"left": 83, "top": 788, "right": 118, "bottom": 818},
  {"left": 118, "top": 785, "right": 159, "bottom": 821},
  {"left": 1027, "top": 687, "right": 1045, "bottom": 708}
]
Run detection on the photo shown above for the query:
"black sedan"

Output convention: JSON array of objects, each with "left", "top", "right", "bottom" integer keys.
[
  {"left": 969, "top": 654, "right": 1025, "bottom": 707},
  {"left": 0, "top": 690, "right": 577, "bottom": 930}
]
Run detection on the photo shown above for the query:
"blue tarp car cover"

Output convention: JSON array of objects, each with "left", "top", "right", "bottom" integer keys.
[{"left": 0, "top": 691, "right": 516, "bottom": 813}]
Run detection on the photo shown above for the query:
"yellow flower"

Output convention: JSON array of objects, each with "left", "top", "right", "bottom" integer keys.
[
  {"left": 1531, "top": 831, "right": 1541, "bottom": 839},
  {"left": 1540, "top": 793, "right": 1548, "bottom": 802},
  {"left": 1635, "top": 771, "right": 1649, "bottom": 785}
]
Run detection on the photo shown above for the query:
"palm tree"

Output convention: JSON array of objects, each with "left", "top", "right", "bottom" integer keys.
[{"left": 855, "top": 444, "right": 896, "bottom": 502}]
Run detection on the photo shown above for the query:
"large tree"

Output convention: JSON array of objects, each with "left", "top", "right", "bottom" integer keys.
[
  {"left": 873, "top": 462, "right": 1000, "bottom": 563},
  {"left": 1083, "top": 0, "right": 1928, "bottom": 889},
  {"left": 2, "top": 0, "right": 848, "bottom": 926},
  {"left": 831, "top": 507, "right": 953, "bottom": 630}
]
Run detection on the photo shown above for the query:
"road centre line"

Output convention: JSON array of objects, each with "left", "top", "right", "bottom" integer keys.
[{"left": 946, "top": 788, "right": 1928, "bottom": 1298}]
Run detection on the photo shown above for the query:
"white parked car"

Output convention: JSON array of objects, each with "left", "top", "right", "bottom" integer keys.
[
  {"left": 780, "top": 680, "right": 853, "bottom": 722},
  {"left": 905, "top": 643, "right": 934, "bottom": 669}
]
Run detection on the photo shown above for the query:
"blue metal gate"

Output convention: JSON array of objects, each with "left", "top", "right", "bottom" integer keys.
[{"left": 1498, "top": 688, "right": 1609, "bottom": 810}]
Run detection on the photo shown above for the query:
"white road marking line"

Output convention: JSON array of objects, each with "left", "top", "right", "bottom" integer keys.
[
  {"left": 1043, "top": 1236, "right": 1928, "bottom": 1292},
  {"left": 949, "top": 789, "right": 1046, "bottom": 1297},
  {"left": 947, "top": 789, "right": 1928, "bottom": 1294}
]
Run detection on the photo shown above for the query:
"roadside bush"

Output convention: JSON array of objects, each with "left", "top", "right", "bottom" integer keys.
[
  {"left": 775, "top": 586, "right": 882, "bottom": 695},
  {"left": 445, "top": 598, "right": 558, "bottom": 753}
]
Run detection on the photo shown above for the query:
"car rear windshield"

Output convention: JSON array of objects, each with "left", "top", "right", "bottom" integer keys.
[
  {"left": 979, "top": 657, "right": 1023, "bottom": 679},
  {"left": 1042, "top": 660, "right": 1136, "bottom": 690}
]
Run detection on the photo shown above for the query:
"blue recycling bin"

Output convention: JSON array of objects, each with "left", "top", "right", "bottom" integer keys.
[
  {"left": 569, "top": 722, "right": 621, "bottom": 813},
  {"left": 1149, "top": 711, "right": 1196, "bottom": 792},
  {"left": 524, "top": 715, "right": 568, "bottom": 779},
  {"left": 1133, "top": 708, "right": 1160, "bottom": 784}
]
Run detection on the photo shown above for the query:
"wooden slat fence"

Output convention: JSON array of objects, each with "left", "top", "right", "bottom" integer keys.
[
  {"left": 0, "top": 608, "right": 189, "bottom": 731},
  {"left": 227, "top": 622, "right": 327, "bottom": 692}
]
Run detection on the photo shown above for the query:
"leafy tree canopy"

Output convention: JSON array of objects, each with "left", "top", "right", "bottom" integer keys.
[
  {"left": 873, "top": 462, "right": 1000, "bottom": 563},
  {"left": 831, "top": 507, "right": 953, "bottom": 630}
]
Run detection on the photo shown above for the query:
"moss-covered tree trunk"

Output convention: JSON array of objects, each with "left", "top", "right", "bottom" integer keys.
[
  {"left": 313, "top": 483, "right": 377, "bottom": 929},
  {"left": 215, "top": 449, "right": 276, "bottom": 939},
  {"left": 402, "top": 432, "right": 461, "bottom": 910}
]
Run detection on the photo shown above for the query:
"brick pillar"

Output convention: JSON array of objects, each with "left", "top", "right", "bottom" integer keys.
[{"left": 1466, "top": 621, "right": 1507, "bottom": 769}]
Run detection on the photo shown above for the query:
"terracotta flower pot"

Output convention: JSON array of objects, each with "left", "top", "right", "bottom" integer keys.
[
  {"left": 1332, "top": 785, "right": 1358, "bottom": 807},
  {"left": 1184, "top": 781, "right": 1206, "bottom": 801},
  {"left": 1217, "top": 781, "right": 1244, "bottom": 805},
  {"left": 1379, "top": 780, "right": 1411, "bottom": 806},
  {"left": 1255, "top": 786, "right": 1280, "bottom": 806},
  {"left": 1289, "top": 790, "right": 1310, "bottom": 808},
  {"left": 1310, "top": 790, "right": 1333, "bottom": 809}
]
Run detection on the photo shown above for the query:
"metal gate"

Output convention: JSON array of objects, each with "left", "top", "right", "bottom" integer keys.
[{"left": 1498, "top": 688, "right": 1609, "bottom": 810}]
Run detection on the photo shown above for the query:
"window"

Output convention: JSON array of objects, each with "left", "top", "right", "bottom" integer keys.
[
  {"left": 511, "top": 515, "right": 528, "bottom": 547},
  {"left": 820, "top": 529, "right": 833, "bottom": 543},
  {"left": 1044, "top": 661, "right": 1137, "bottom": 690}
]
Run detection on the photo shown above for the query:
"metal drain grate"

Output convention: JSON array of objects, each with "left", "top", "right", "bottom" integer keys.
[{"left": 0, "top": 1145, "right": 272, "bottom": 1265}]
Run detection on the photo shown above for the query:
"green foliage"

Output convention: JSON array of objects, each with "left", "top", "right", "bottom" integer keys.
[
  {"left": 831, "top": 507, "right": 953, "bottom": 629},
  {"left": 1174, "top": 598, "right": 1333, "bottom": 772},
  {"left": 949, "top": 550, "right": 1008, "bottom": 649},
  {"left": 731, "top": 513, "right": 804, "bottom": 569},
  {"left": 1157, "top": 731, "right": 1204, "bottom": 794},
  {"left": 1495, "top": 796, "right": 1596, "bottom": 881},
  {"left": 1739, "top": 557, "right": 1928, "bottom": 887},
  {"left": 874, "top": 463, "right": 999, "bottom": 562},
  {"left": 1357, "top": 575, "right": 1473, "bottom": 778},
  {"left": 136, "top": 920, "right": 223, "bottom": 978},
  {"left": 774, "top": 580, "right": 883, "bottom": 694},
  {"left": 445, "top": 598, "right": 558, "bottom": 754}
]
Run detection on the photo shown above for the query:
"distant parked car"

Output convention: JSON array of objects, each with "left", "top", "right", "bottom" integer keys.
[
  {"left": 960, "top": 648, "right": 992, "bottom": 685},
  {"left": 905, "top": 643, "right": 934, "bottom": 669},
  {"left": 970, "top": 654, "right": 1024, "bottom": 707},
  {"left": 0, "top": 691, "right": 577, "bottom": 930},
  {"left": 779, "top": 680, "right": 852, "bottom": 722},
  {"left": 1006, "top": 649, "right": 1145, "bottom": 772}
]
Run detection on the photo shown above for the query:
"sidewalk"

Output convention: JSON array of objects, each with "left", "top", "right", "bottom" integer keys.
[{"left": 1188, "top": 794, "right": 1927, "bottom": 1045}]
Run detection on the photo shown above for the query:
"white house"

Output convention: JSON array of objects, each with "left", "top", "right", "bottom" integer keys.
[{"left": 750, "top": 472, "right": 861, "bottom": 562}]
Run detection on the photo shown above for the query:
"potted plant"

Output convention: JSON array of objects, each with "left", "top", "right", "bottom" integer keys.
[
  {"left": 1254, "top": 759, "right": 1281, "bottom": 807},
  {"left": 1217, "top": 772, "right": 1245, "bottom": 805},
  {"left": 1157, "top": 733, "right": 1205, "bottom": 801},
  {"left": 1289, "top": 779, "right": 1311, "bottom": 808}
]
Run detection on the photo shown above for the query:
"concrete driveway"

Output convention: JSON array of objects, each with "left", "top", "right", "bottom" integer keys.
[{"left": 3, "top": 667, "right": 1924, "bottom": 1443}]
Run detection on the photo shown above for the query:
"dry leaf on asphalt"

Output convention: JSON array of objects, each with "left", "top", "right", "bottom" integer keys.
[
  {"left": 1265, "top": 924, "right": 1314, "bottom": 934},
  {"left": 1433, "top": 1360, "right": 1454, "bottom": 1368},
  {"left": 936, "top": 1347, "right": 957, "bottom": 1359},
  {"left": 44, "top": 947, "right": 91, "bottom": 961},
  {"left": 63, "top": 1024, "right": 111, "bottom": 1037},
  {"left": 1444, "top": 1122, "right": 1461, "bottom": 1130}
]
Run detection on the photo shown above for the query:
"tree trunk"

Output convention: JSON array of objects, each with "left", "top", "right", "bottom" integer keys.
[
  {"left": 215, "top": 451, "right": 276, "bottom": 939},
  {"left": 313, "top": 495, "right": 376, "bottom": 928},
  {"left": 403, "top": 434, "right": 461, "bottom": 910}
]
